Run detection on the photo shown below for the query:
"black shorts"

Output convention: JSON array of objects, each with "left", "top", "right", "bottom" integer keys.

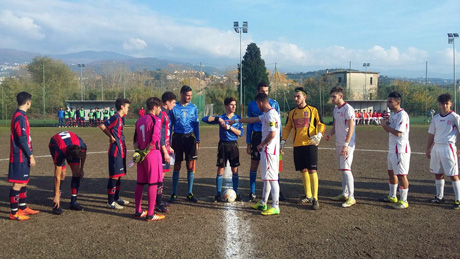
[
  {"left": 172, "top": 133, "right": 198, "bottom": 162},
  {"left": 216, "top": 141, "right": 240, "bottom": 168},
  {"left": 8, "top": 161, "right": 30, "bottom": 184},
  {"left": 294, "top": 145, "right": 318, "bottom": 171},
  {"left": 250, "top": 131, "right": 262, "bottom": 161},
  {"left": 108, "top": 143, "right": 126, "bottom": 178}
]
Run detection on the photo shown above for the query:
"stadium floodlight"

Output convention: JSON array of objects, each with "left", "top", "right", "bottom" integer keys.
[
  {"left": 78, "top": 64, "right": 85, "bottom": 101},
  {"left": 234, "top": 21, "right": 248, "bottom": 115},
  {"left": 448, "top": 33, "right": 459, "bottom": 111}
]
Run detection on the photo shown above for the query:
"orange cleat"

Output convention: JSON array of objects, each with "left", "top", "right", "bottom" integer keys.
[
  {"left": 10, "top": 212, "right": 30, "bottom": 221},
  {"left": 146, "top": 214, "right": 165, "bottom": 222},
  {"left": 19, "top": 206, "right": 40, "bottom": 215}
]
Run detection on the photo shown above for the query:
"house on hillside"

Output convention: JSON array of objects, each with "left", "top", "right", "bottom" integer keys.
[{"left": 329, "top": 70, "right": 380, "bottom": 101}]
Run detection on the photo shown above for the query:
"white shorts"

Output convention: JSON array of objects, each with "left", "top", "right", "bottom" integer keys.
[
  {"left": 260, "top": 151, "right": 279, "bottom": 181},
  {"left": 336, "top": 145, "right": 355, "bottom": 171},
  {"left": 387, "top": 152, "right": 410, "bottom": 175},
  {"left": 430, "top": 144, "right": 458, "bottom": 176}
]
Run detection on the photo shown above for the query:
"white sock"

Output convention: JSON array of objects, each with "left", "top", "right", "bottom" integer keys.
[
  {"left": 399, "top": 187, "right": 408, "bottom": 202},
  {"left": 435, "top": 179, "right": 445, "bottom": 199},
  {"left": 344, "top": 171, "right": 354, "bottom": 199},
  {"left": 452, "top": 180, "right": 460, "bottom": 201},
  {"left": 262, "top": 181, "right": 271, "bottom": 205},
  {"left": 341, "top": 172, "right": 348, "bottom": 197},
  {"left": 270, "top": 181, "right": 280, "bottom": 209},
  {"left": 389, "top": 183, "right": 398, "bottom": 198}
]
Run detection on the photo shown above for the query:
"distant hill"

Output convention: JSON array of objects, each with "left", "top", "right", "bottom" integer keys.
[
  {"left": 0, "top": 49, "right": 41, "bottom": 64},
  {"left": 51, "top": 51, "right": 132, "bottom": 64}
]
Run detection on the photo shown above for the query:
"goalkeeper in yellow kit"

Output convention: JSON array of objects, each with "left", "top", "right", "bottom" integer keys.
[{"left": 281, "top": 87, "right": 326, "bottom": 210}]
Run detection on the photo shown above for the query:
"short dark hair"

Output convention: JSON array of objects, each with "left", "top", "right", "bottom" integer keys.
[
  {"left": 66, "top": 145, "right": 84, "bottom": 160},
  {"left": 17, "top": 92, "right": 32, "bottom": 106},
  {"left": 438, "top": 93, "right": 452, "bottom": 103},
  {"left": 255, "top": 93, "right": 268, "bottom": 103},
  {"left": 146, "top": 97, "right": 162, "bottom": 111},
  {"left": 180, "top": 85, "right": 192, "bottom": 94},
  {"left": 330, "top": 86, "right": 344, "bottom": 95},
  {"left": 257, "top": 82, "right": 269, "bottom": 90},
  {"left": 388, "top": 92, "right": 402, "bottom": 102},
  {"left": 224, "top": 97, "right": 237, "bottom": 106},
  {"left": 115, "top": 98, "right": 130, "bottom": 111},
  {"left": 162, "top": 91, "right": 177, "bottom": 103},
  {"left": 295, "top": 87, "right": 307, "bottom": 96}
]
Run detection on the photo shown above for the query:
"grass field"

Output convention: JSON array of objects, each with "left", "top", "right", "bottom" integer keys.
[{"left": 0, "top": 124, "right": 458, "bottom": 258}]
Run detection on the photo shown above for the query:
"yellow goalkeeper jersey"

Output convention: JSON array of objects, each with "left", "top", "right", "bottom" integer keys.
[{"left": 282, "top": 104, "right": 326, "bottom": 147}]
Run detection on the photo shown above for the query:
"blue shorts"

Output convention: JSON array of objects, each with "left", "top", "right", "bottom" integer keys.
[{"left": 8, "top": 162, "right": 30, "bottom": 184}]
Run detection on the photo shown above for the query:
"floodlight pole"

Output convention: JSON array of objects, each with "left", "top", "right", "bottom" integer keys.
[
  {"left": 78, "top": 64, "right": 85, "bottom": 101},
  {"left": 363, "top": 63, "right": 370, "bottom": 100},
  {"left": 234, "top": 21, "right": 248, "bottom": 116},
  {"left": 43, "top": 62, "right": 46, "bottom": 121}
]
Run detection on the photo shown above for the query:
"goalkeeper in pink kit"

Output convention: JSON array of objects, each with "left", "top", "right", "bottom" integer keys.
[{"left": 133, "top": 97, "right": 165, "bottom": 221}]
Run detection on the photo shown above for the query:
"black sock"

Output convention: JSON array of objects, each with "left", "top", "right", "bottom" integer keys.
[
  {"left": 19, "top": 187, "right": 27, "bottom": 210},
  {"left": 10, "top": 188, "right": 20, "bottom": 214},
  {"left": 107, "top": 178, "right": 117, "bottom": 204},
  {"left": 71, "top": 177, "right": 80, "bottom": 203}
]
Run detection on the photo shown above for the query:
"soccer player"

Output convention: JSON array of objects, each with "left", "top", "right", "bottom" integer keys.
[
  {"left": 281, "top": 87, "right": 325, "bottom": 210},
  {"left": 100, "top": 98, "right": 131, "bottom": 209},
  {"left": 202, "top": 97, "right": 244, "bottom": 202},
  {"left": 325, "top": 87, "right": 357, "bottom": 208},
  {"left": 75, "top": 107, "right": 80, "bottom": 127},
  {"left": 155, "top": 91, "right": 176, "bottom": 213},
  {"left": 88, "top": 109, "right": 94, "bottom": 127},
  {"left": 362, "top": 109, "right": 368, "bottom": 125},
  {"left": 133, "top": 97, "right": 165, "bottom": 221},
  {"left": 139, "top": 106, "right": 145, "bottom": 118},
  {"left": 229, "top": 93, "right": 281, "bottom": 215},
  {"left": 65, "top": 108, "right": 70, "bottom": 127},
  {"left": 95, "top": 108, "right": 102, "bottom": 126},
  {"left": 169, "top": 85, "right": 200, "bottom": 203},
  {"left": 70, "top": 108, "right": 76, "bottom": 127},
  {"left": 49, "top": 131, "right": 87, "bottom": 215},
  {"left": 246, "top": 82, "right": 282, "bottom": 201},
  {"left": 57, "top": 107, "right": 65, "bottom": 128},
  {"left": 8, "top": 92, "right": 39, "bottom": 221},
  {"left": 378, "top": 92, "right": 411, "bottom": 209},
  {"left": 103, "top": 107, "right": 110, "bottom": 123},
  {"left": 426, "top": 93, "right": 460, "bottom": 209},
  {"left": 78, "top": 107, "right": 85, "bottom": 127},
  {"left": 109, "top": 107, "right": 115, "bottom": 117}
]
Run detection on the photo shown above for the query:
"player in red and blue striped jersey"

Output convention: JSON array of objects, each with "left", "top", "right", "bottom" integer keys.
[
  {"left": 100, "top": 98, "right": 131, "bottom": 210},
  {"left": 49, "top": 131, "right": 87, "bottom": 215},
  {"left": 8, "top": 92, "right": 39, "bottom": 221}
]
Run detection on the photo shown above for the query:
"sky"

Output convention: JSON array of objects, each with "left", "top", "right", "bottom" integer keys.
[{"left": 1, "top": 0, "right": 460, "bottom": 78}]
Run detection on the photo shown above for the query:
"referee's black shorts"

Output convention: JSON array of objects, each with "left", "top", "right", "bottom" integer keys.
[
  {"left": 250, "top": 131, "right": 262, "bottom": 161},
  {"left": 216, "top": 141, "right": 240, "bottom": 168},
  {"left": 172, "top": 133, "right": 198, "bottom": 162},
  {"left": 294, "top": 145, "right": 318, "bottom": 171}
]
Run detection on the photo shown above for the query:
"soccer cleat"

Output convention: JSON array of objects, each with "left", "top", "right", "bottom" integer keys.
[
  {"left": 311, "top": 198, "right": 319, "bottom": 210},
  {"left": 18, "top": 206, "right": 40, "bottom": 215},
  {"left": 116, "top": 198, "right": 129, "bottom": 206},
  {"left": 107, "top": 202, "right": 124, "bottom": 210},
  {"left": 168, "top": 194, "right": 177, "bottom": 204},
  {"left": 279, "top": 192, "right": 287, "bottom": 202},
  {"left": 155, "top": 204, "right": 169, "bottom": 213},
  {"left": 10, "top": 212, "right": 30, "bottom": 221},
  {"left": 235, "top": 194, "right": 242, "bottom": 202},
  {"left": 70, "top": 202, "right": 84, "bottom": 211},
  {"left": 342, "top": 198, "right": 357, "bottom": 208},
  {"left": 430, "top": 197, "right": 445, "bottom": 204},
  {"left": 300, "top": 195, "right": 313, "bottom": 203},
  {"left": 453, "top": 200, "right": 460, "bottom": 210},
  {"left": 379, "top": 195, "right": 398, "bottom": 203},
  {"left": 261, "top": 207, "right": 280, "bottom": 216},
  {"left": 187, "top": 193, "right": 198, "bottom": 203},
  {"left": 146, "top": 214, "right": 165, "bottom": 221},
  {"left": 251, "top": 201, "right": 268, "bottom": 211},
  {"left": 331, "top": 194, "right": 349, "bottom": 201},
  {"left": 53, "top": 206, "right": 63, "bottom": 215},
  {"left": 134, "top": 210, "right": 148, "bottom": 218},
  {"left": 214, "top": 195, "right": 222, "bottom": 203},
  {"left": 248, "top": 193, "right": 256, "bottom": 202},
  {"left": 393, "top": 200, "right": 409, "bottom": 209}
]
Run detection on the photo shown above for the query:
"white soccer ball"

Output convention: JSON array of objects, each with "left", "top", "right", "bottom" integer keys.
[{"left": 223, "top": 188, "right": 237, "bottom": 203}]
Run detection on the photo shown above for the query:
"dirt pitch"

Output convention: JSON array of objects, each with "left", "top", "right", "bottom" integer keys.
[{"left": 0, "top": 124, "right": 459, "bottom": 258}]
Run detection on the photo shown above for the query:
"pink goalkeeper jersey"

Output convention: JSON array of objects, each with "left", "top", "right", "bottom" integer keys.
[{"left": 135, "top": 114, "right": 160, "bottom": 150}]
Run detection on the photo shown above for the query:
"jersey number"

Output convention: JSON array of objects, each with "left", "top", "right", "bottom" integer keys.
[
  {"left": 139, "top": 125, "right": 146, "bottom": 142},
  {"left": 59, "top": 132, "right": 71, "bottom": 139}
]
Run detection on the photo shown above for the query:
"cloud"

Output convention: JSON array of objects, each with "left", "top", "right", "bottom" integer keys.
[
  {"left": 123, "top": 38, "right": 147, "bottom": 50},
  {"left": 0, "top": 10, "right": 44, "bottom": 40}
]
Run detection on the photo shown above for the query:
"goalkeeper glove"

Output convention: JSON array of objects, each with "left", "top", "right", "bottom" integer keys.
[
  {"left": 133, "top": 148, "right": 149, "bottom": 163},
  {"left": 309, "top": 133, "right": 323, "bottom": 146},
  {"left": 280, "top": 140, "right": 286, "bottom": 150}
]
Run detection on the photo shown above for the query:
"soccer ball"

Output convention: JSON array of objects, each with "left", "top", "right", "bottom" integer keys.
[{"left": 223, "top": 189, "right": 237, "bottom": 203}]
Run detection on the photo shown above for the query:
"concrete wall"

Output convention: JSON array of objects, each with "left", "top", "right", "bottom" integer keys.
[{"left": 332, "top": 71, "right": 379, "bottom": 101}]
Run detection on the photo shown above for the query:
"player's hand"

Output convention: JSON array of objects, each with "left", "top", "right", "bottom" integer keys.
[
  {"left": 257, "top": 144, "right": 263, "bottom": 152},
  {"left": 226, "top": 120, "right": 235, "bottom": 126},
  {"left": 110, "top": 136, "right": 116, "bottom": 144},
  {"left": 426, "top": 148, "right": 431, "bottom": 159},
  {"left": 341, "top": 146, "right": 348, "bottom": 156},
  {"left": 325, "top": 134, "right": 331, "bottom": 141},
  {"left": 310, "top": 133, "right": 322, "bottom": 146},
  {"left": 457, "top": 150, "right": 460, "bottom": 157},
  {"left": 79, "top": 168, "right": 85, "bottom": 179},
  {"left": 169, "top": 147, "right": 174, "bottom": 154},
  {"left": 53, "top": 195, "right": 60, "bottom": 209},
  {"left": 164, "top": 152, "right": 170, "bottom": 163},
  {"left": 196, "top": 142, "right": 199, "bottom": 150},
  {"left": 246, "top": 144, "right": 251, "bottom": 155},
  {"left": 29, "top": 155, "right": 36, "bottom": 167},
  {"left": 280, "top": 140, "right": 286, "bottom": 150}
]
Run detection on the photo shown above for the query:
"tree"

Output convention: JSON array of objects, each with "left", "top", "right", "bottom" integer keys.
[{"left": 239, "top": 43, "right": 268, "bottom": 109}]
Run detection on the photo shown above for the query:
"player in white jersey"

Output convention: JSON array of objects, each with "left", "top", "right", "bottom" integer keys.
[
  {"left": 426, "top": 93, "right": 460, "bottom": 209},
  {"left": 379, "top": 92, "right": 411, "bottom": 209},
  {"left": 325, "top": 87, "right": 357, "bottom": 208},
  {"left": 229, "top": 93, "right": 281, "bottom": 215}
]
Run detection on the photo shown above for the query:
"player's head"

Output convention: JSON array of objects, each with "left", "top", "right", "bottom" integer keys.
[
  {"left": 387, "top": 92, "right": 402, "bottom": 111},
  {"left": 438, "top": 93, "right": 452, "bottom": 113},
  {"left": 16, "top": 92, "right": 32, "bottom": 109},
  {"left": 257, "top": 82, "right": 269, "bottom": 95},
  {"left": 330, "top": 86, "right": 344, "bottom": 105},
  {"left": 115, "top": 98, "right": 130, "bottom": 116},
  {"left": 111, "top": 107, "right": 114, "bottom": 110},
  {"left": 255, "top": 93, "right": 269, "bottom": 112},
  {"left": 180, "top": 85, "right": 193, "bottom": 104},
  {"left": 66, "top": 145, "right": 84, "bottom": 160},
  {"left": 224, "top": 97, "right": 237, "bottom": 114},
  {"left": 294, "top": 87, "right": 307, "bottom": 107},
  {"left": 81, "top": 107, "right": 84, "bottom": 109},
  {"left": 90, "top": 109, "right": 93, "bottom": 112},
  {"left": 162, "top": 91, "right": 177, "bottom": 110},
  {"left": 146, "top": 97, "right": 162, "bottom": 116}
]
